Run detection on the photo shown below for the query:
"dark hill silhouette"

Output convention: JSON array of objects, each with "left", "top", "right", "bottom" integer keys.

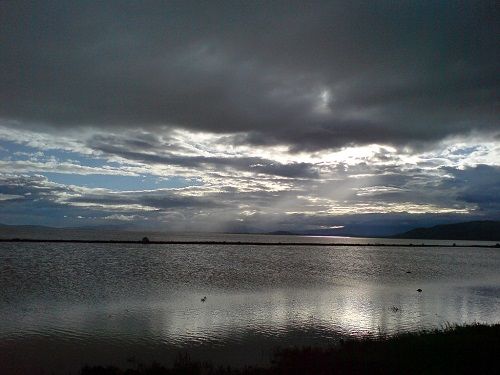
[{"left": 392, "top": 220, "right": 500, "bottom": 241}]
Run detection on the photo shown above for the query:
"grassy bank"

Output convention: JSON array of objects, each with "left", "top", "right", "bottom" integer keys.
[{"left": 81, "top": 323, "right": 500, "bottom": 374}]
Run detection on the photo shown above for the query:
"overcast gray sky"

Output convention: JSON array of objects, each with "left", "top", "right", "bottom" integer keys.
[{"left": 0, "top": 1, "right": 498, "bottom": 234}]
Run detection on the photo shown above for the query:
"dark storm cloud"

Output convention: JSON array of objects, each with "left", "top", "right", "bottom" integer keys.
[
  {"left": 1, "top": 1, "right": 498, "bottom": 150},
  {"left": 0, "top": 174, "right": 227, "bottom": 226},
  {"left": 91, "top": 135, "right": 319, "bottom": 178},
  {"left": 0, "top": 174, "right": 67, "bottom": 198},
  {"left": 67, "top": 190, "right": 225, "bottom": 210},
  {"left": 440, "top": 165, "right": 500, "bottom": 212},
  {"left": 0, "top": 175, "right": 83, "bottom": 225}
]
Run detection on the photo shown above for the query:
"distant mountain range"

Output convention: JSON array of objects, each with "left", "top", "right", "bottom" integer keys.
[
  {"left": 392, "top": 221, "right": 500, "bottom": 241},
  {"left": 1, "top": 220, "right": 499, "bottom": 242},
  {"left": 266, "top": 221, "right": 500, "bottom": 241}
]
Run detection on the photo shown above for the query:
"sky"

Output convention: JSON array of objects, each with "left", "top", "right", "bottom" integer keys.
[{"left": 0, "top": 1, "right": 499, "bottom": 235}]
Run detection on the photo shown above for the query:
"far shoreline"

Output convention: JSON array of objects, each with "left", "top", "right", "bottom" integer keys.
[{"left": 1, "top": 238, "right": 499, "bottom": 248}]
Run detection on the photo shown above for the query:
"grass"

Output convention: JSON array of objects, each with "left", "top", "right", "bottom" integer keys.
[{"left": 81, "top": 323, "right": 500, "bottom": 374}]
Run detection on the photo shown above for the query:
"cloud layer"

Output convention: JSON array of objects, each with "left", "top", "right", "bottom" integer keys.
[
  {"left": 0, "top": 1, "right": 499, "bottom": 233},
  {"left": 1, "top": 1, "right": 498, "bottom": 150},
  {"left": 0, "top": 126, "right": 498, "bottom": 233}
]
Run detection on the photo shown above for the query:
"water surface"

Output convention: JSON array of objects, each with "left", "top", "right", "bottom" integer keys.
[{"left": 1, "top": 234, "right": 499, "bottom": 373}]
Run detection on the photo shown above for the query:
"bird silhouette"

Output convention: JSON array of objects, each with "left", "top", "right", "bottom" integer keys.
[
  {"left": 201, "top": 296, "right": 207, "bottom": 302},
  {"left": 417, "top": 288, "right": 422, "bottom": 292}
]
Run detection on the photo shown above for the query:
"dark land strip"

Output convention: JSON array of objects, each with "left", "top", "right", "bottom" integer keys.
[{"left": 0, "top": 238, "right": 498, "bottom": 248}]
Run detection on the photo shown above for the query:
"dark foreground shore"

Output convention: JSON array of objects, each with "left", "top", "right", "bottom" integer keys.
[{"left": 81, "top": 324, "right": 500, "bottom": 375}]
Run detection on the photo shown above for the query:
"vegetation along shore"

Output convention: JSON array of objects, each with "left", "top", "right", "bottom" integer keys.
[{"left": 81, "top": 323, "right": 500, "bottom": 375}]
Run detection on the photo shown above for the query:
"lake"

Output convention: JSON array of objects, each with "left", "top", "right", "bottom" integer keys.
[{"left": 1, "top": 233, "right": 499, "bottom": 374}]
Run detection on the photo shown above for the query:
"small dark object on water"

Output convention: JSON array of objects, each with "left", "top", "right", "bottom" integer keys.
[
  {"left": 141, "top": 236, "right": 150, "bottom": 244},
  {"left": 390, "top": 306, "right": 399, "bottom": 312},
  {"left": 453, "top": 243, "right": 456, "bottom": 247},
  {"left": 201, "top": 296, "right": 207, "bottom": 302},
  {"left": 417, "top": 288, "right": 422, "bottom": 292},
  {"left": 406, "top": 271, "right": 412, "bottom": 273}
]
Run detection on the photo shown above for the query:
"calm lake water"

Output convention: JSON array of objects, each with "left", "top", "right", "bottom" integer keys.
[{"left": 1, "top": 233, "right": 499, "bottom": 374}]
